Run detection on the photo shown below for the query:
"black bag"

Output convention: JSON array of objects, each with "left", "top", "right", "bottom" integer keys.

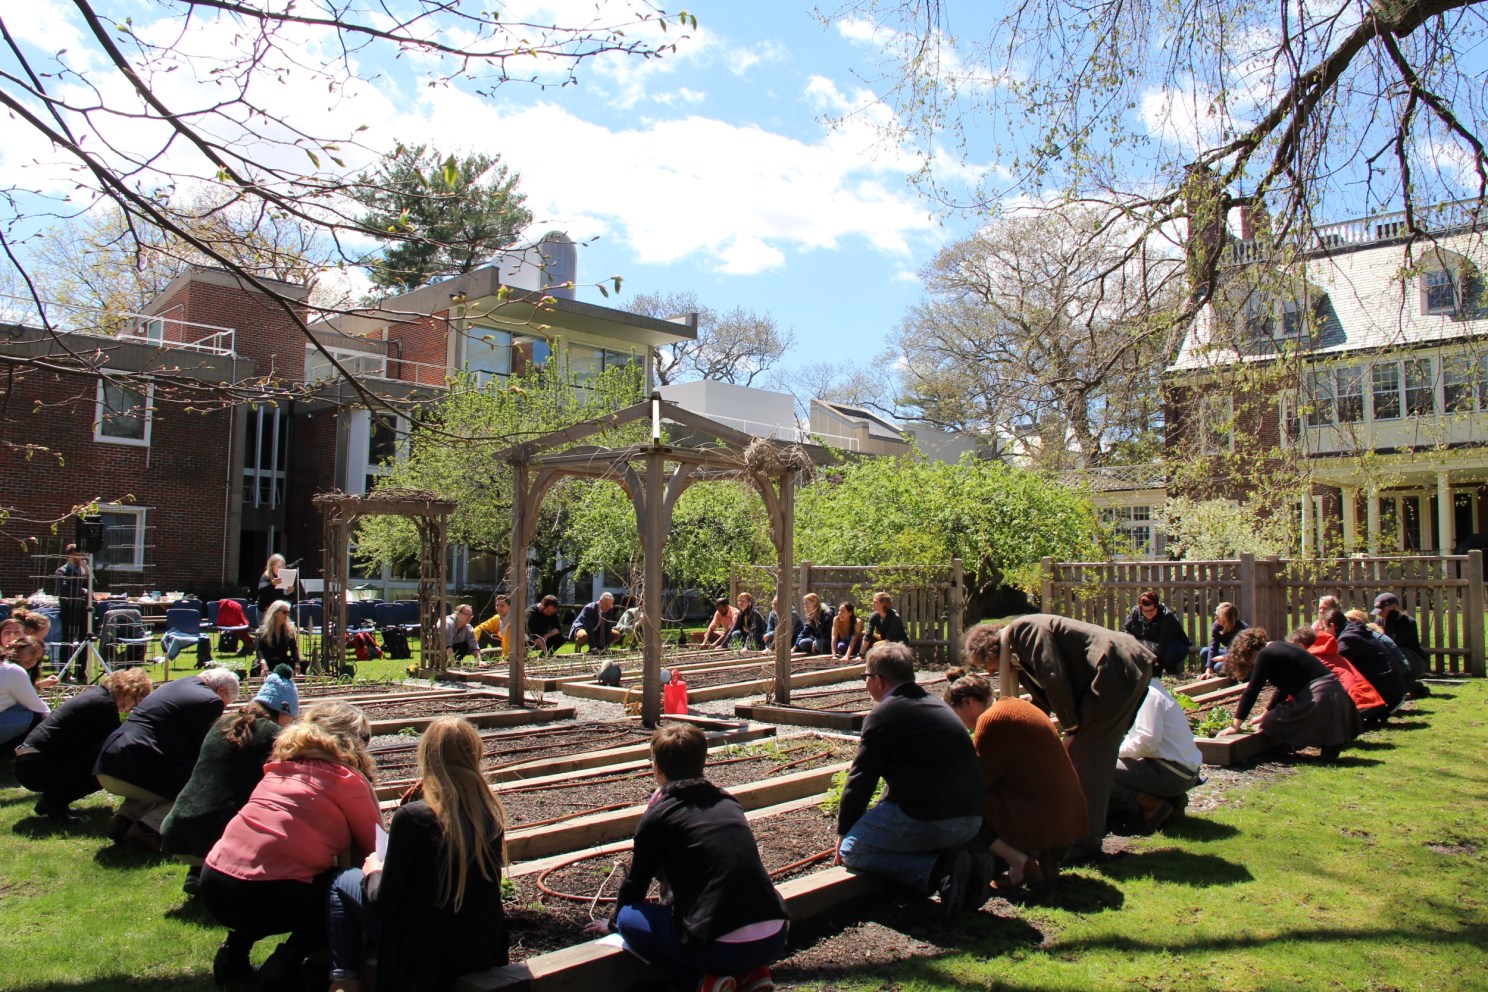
[
  {"left": 381, "top": 626, "right": 412, "bottom": 660},
  {"left": 594, "top": 660, "right": 623, "bottom": 686}
]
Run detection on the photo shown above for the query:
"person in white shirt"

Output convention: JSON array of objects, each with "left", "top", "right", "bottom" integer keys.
[
  {"left": 1108, "top": 680, "right": 1203, "bottom": 832},
  {"left": 0, "top": 637, "right": 53, "bottom": 750},
  {"left": 441, "top": 606, "right": 480, "bottom": 663}
]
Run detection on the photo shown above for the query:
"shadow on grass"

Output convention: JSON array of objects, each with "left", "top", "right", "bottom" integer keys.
[
  {"left": 1012, "top": 872, "right": 1125, "bottom": 912},
  {"left": 1328, "top": 755, "right": 1384, "bottom": 768},
  {"left": 164, "top": 897, "right": 220, "bottom": 929},
  {"left": 1348, "top": 738, "right": 1396, "bottom": 752},
  {"left": 1161, "top": 816, "right": 1240, "bottom": 841},
  {"left": 1382, "top": 720, "right": 1431, "bottom": 732},
  {"left": 92, "top": 841, "right": 167, "bottom": 870},
  {"left": 1097, "top": 849, "right": 1253, "bottom": 887},
  {"left": 12, "top": 977, "right": 211, "bottom": 991}
]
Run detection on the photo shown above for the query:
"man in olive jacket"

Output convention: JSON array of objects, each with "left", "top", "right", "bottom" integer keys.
[
  {"left": 1001, "top": 613, "right": 1152, "bottom": 862},
  {"left": 836, "top": 642, "right": 987, "bottom": 919}
]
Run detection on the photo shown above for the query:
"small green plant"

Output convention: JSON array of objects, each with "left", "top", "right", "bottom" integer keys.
[
  {"left": 500, "top": 876, "right": 517, "bottom": 901},
  {"left": 397, "top": 726, "right": 419, "bottom": 738},
  {"left": 1176, "top": 693, "right": 1198, "bottom": 712},
  {"left": 1193, "top": 706, "right": 1237, "bottom": 738},
  {"left": 818, "top": 768, "right": 884, "bottom": 815}
]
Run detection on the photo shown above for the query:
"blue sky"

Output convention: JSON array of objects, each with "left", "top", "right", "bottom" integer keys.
[{"left": 0, "top": 1, "right": 981, "bottom": 376}]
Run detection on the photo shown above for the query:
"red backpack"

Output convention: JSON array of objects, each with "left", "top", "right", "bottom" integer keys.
[{"left": 351, "top": 630, "right": 383, "bottom": 661}]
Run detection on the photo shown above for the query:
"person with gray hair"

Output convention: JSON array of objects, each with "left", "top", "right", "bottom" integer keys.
[
  {"left": 93, "top": 668, "right": 240, "bottom": 852},
  {"left": 835, "top": 642, "right": 990, "bottom": 921}
]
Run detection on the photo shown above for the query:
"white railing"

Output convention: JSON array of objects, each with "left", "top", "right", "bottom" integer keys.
[
  {"left": 305, "top": 344, "right": 451, "bottom": 388},
  {"left": 681, "top": 411, "right": 861, "bottom": 451},
  {"left": 1229, "top": 197, "right": 1485, "bottom": 265},
  {"left": 0, "top": 294, "right": 237, "bottom": 356}
]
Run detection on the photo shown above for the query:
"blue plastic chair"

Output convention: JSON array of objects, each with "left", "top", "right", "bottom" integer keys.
[
  {"left": 372, "top": 603, "right": 402, "bottom": 630},
  {"left": 161, "top": 608, "right": 203, "bottom": 662}
]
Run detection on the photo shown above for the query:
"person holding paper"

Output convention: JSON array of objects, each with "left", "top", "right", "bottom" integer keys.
[
  {"left": 326, "top": 717, "right": 509, "bottom": 992},
  {"left": 200, "top": 701, "right": 380, "bottom": 990},
  {"left": 256, "top": 554, "right": 295, "bottom": 613}
]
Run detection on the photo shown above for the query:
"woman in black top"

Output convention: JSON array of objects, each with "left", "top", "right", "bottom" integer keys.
[
  {"left": 14, "top": 667, "right": 154, "bottom": 820},
  {"left": 255, "top": 600, "right": 301, "bottom": 676},
  {"left": 326, "top": 716, "right": 508, "bottom": 992},
  {"left": 1218, "top": 628, "right": 1359, "bottom": 759},
  {"left": 255, "top": 553, "right": 291, "bottom": 613}
]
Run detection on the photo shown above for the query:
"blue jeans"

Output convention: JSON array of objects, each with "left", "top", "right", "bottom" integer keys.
[
  {"left": 1200, "top": 645, "right": 1227, "bottom": 674},
  {"left": 0, "top": 702, "right": 40, "bottom": 750},
  {"left": 326, "top": 868, "right": 379, "bottom": 981},
  {"left": 837, "top": 801, "right": 982, "bottom": 893},
  {"left": 615, "top": 903, "right": 786, "bottom": 990}
]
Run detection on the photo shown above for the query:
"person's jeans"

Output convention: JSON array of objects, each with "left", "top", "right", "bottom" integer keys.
[
  {"left": 326, "top": 867, "right": 380, "bottom": 981},
  {"left": 0, "top": 702, "right": 41, "bottom": 750},
  {"left": 1109, "top": 757, "right": 1202, "bottom": 818},
  {"left": 614, "top": 903, "right": 787, "bottom": 990},
  {"left": 1200, "top": 646, "right": 1228, "bottom": 674},
  {"left": 794, "top": 635, "right": 828, "bottom": 655},
  {"left": 837, "top": 801, "right": 982, "bottom": 893}
]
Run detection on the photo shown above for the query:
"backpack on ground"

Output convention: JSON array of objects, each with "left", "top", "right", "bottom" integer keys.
[
  {"left": 381, "top": 625, "right": 412, "bottom": 660},
  {"left": 351, "top": 630, "right": 383, "bottom": 661}
]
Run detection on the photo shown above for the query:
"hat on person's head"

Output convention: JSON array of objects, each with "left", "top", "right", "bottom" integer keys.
[
  {"left": 254, "top": 665, "right": 299, "bottom": 718},
  {"left": 1371, "top": 592, "right": 1401, "bottom": 616}
]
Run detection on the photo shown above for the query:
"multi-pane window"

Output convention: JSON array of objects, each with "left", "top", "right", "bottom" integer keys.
[
  {"left": 1443, "top": 354, "right": 1488, "bottom": 413},
  {"left": 1101, "top": 505, "right": 1158, "bottom": 557},
  {"left": 1242, "top": 298, "right": 1273, "bottom": 345},
  {"left": 95, "top": 381, "right": 152, "bottom": 445},
  {"left": 97, "top": 506, "right": 146, "bottom": 570},
  {"left": 1198, "top": 396, "right": 1233, "bottom": 454},
  {"left": 1424, "top": 269, "right": 1458, "bottom": 315},
  {"left": 568, "top": 345, "right": 639, "bottom": 385},
  {"left": 1372, "top": 363, "right": 1402, "bottom": 420},
  {"left": 1303, "top": 366, "right": 1363, "bottom": 428},
  {"left": 242, "top": 406, "right": 289, "bottom": 509},
  {"left": 1307, "top": 370, "right": 1335, "bottom": 425},
  {"left": 1281, "top": 298, "right": 1308, "bottom": 339},
  {"left": 466, "top": 326, "right": 513, "bottom": 386},
  {"left": 1404, "top": 358, "right": 1435, "bottom": 415},
  {"left": 1336, "top": 366, "right": 1365, "bottom": 422}
]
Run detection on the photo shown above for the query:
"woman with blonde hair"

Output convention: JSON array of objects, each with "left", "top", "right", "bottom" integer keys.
[
  {"left": 256, "top": 599, "right": 301, "bottom": 677},
  {"left": 201, "top": 701, "right": 380, "bottom": 989},
  {"left": 794, "top": 592, "right": 833, "bottom": 655},
  {"left": 14, "top": 666, "right": 153, "bottom": 822},
  {"left": 256, "top": 553, "right": 292, "bottom": 613},
  {"left": 327, "top": 716, "right": 508, "bottom": 992}
]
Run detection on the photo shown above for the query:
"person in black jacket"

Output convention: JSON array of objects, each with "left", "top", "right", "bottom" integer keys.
[
  {"left": 54, "top": 544, "right": 90, "bottom": 649},
  {"left": 836, "top": 642, "right": 989, "bottom": 921},
  {"left": 1324, "top": 609, "right": 1405, "bottom": 712},
  {"left": 1201, "top": 602, "right": 1250, "bottom": 674},
  {"left": 255, "top": 553, "right": 293, "bottom": 613},
  {"left": 327, "top": 716, "right": 509, "bottom": 992},
  {"left": 723, "top": 592, "right": 767, "bottom": 650},
  {"left": 761, "top": 596, "right": 801, "bottom": 652},
  {"left": 13, "top": 667, "right": 153, "bottom": 821},
  {"left": 794, "top": 593, "right": 834, "bottom": 655},
  {"left": 1373, "top": 593, "right": 1429, "bottom": 694},
  {"left": 1122, "top": 590, "right": 1192, "bottom": 677},
  {"left": 861, "top": 592, "right": 908, "bottom": 650},
  {"left": 526, "top": 595, "right": 565, "bottom": 655},
  {"left": 93, "top": 668, "right": 239, "bottom": 851},
  {"left": 256, "top": 600, "right": 302, "bottom": 676},
  {"left": 594, "top": 722, "right": 788, "bottom": 992}
]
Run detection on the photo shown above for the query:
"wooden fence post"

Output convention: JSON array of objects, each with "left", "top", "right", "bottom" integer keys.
[
  {"left": 948, "top": 558, "right": 964, "bottom": 665},
  {"left": 1041, "top": 556, "right": 1055, "bottom": 614},
  {"left": 1466, "top": 550, "right": 1485, "bottom": 678},
  {"left": 728, "top": 565, "right": 738, "bottom": 607},
  {"left": 1238, "top": 553, "right": 1256, "bottom": 632},
  {"left": 799, "top": 561, "right": 812, "bottom": 602}
]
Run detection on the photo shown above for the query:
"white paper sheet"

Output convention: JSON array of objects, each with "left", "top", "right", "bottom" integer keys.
[
  {"left": 375, "top": 824, "right": 389, "bottom": 860},
  {"left": 276, "top": 568, "right": 298, "bottom": 593}
]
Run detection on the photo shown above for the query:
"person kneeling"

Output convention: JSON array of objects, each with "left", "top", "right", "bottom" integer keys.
[
  {"left": 593, "top": 723, "right": 788, "bottom": 992},
  {"left": 1108, "top": 680, "right": 1203, "bottom": 834}
]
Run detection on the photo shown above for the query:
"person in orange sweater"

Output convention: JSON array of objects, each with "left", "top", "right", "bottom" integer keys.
[{"left": 943, "top": 668, "right": 1087, "bottom": 888}]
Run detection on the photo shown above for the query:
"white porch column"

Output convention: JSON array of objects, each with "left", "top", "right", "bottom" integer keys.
[
  {"left": 1341, "top": 487, "right": 1359, "bottom": 553},
  {"left": 1418, "top": 495, "right": 1432, "bottom": 553},
  {"left": 1300, "top": 488, "right": 1314, "bottom": 557},
  {"left": 1366, "top": 484, "right": 1380, "bottom": 555},
  {"left": 1438, "top": 472, "right": 1454, "bottom": 554}
]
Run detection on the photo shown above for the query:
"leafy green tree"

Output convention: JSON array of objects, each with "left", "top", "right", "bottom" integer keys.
[
  {"left": 793, "top": 455, "right": 1106, "bottom": 611},
  {"left": 354, "top": 144, "right": 534, "bottom": 294},
  {"left": 1161, "top": 496, "right": 1296, "bottom": 560},
  {"left": 353, "top": 357, "right": 646, "bottom": 593}
]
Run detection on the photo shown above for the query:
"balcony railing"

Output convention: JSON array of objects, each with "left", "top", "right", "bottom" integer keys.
[
  {"left": 0, "top": 294, "right": 236, "bottom": 356},
  {"left": 1229, "top": 197, "right": 1485, "bottom": 265}
]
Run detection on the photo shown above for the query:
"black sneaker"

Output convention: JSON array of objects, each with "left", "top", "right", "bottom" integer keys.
[
  {"left": 937, "top": 850, "right": 973, "bottom": 923},
  {"left": 966, "top": 852, "right": 996, "bottom": 912},
  {"left": 182, "top": 866, "right": 202, "bottom": 896},
  {"left": 213, "top": 939, "right": 255, "bottom": 988},
  {"left": 34, "top": 798, "right": 81, "bottom": 823}
]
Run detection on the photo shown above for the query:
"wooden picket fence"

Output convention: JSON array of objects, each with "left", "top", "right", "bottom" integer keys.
[
  {"left": 730, "top": 559, "right": 965, "bottom": 665},
  {"left": 1040, "top": 552, "right": 1486, "bottom": 676}
]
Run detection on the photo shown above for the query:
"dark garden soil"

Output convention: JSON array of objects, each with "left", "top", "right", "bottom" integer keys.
[
  {"left": 768, "top": 675, "right": 952, "bottom": 713},
  {"left": 369, "top": 720, "right": 656, "bottom": 781},
  {"left": 598, "top": 655, "right": 854, "bottom": 690},
  {"left": 493, "top": 737, "right": 855, "bottom": 831},
  {"left": 356, "top": 693, "right": 535, "bottom": 721},
  {"left": 504, "top": 804, "right": 840, "bottom": 962}
]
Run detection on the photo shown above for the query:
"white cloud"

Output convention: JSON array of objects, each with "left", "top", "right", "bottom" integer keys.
[
  {"left": 1140, "top": 84, "right": 1229, "bottom": 155},
  {"left": 727, "top": 41, "right": 788, "bottom": 76}
]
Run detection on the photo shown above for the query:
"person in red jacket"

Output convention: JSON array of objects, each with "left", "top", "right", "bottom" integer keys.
[{"left": 1288, "top": 627, "right": 1388, "bottom": 726}]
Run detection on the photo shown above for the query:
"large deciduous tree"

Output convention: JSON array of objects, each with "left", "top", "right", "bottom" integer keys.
[
  {"left": 825, "top": 0, "right": 1488, "bottom": 298},
  {"left": 624, "top": 291, "right": 797, "bottom": 386},
  {"left": 893, "top": 208, "right": 1183, "bottom": 469},
  {"left": 352, "top": 144, "right": 533, "bottom": 294}
]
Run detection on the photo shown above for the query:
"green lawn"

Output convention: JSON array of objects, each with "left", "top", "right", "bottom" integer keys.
[{"left": 2, "top": 683, "right": 1485, "bottom": 991}]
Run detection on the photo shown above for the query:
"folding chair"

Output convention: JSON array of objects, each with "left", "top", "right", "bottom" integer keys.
[
  {"left": 161, "top": 608, "right": 206, "bottom": 664},
  {"left": 100, "top": 608, "right": 152, "bottom": 670}
]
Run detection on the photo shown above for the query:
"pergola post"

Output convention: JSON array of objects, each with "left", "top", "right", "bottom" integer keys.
[
  {"left": 508, "top": 462, "right": 530, "bottom": 706},
  {"left": 642, "top": 453, "right": 665, "bottom": 727},
  {"left": 772, "top": 471, "right": 795, "bottom": 705}
]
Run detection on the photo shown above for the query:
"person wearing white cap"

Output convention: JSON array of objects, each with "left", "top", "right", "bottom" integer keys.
[{"left": 162, "top": 666, "right": 299, "bottom": 895}]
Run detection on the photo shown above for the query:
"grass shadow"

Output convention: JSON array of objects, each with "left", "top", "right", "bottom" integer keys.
[
  {"left": 91, "top": 841, "right": 166, "bottom": 871},
  {"left": 1328, "top": 755, "right": 1383, "bottom": 768},
  {"left": 1382, "top": 720, "right": 1431, "bottom": 732},
  {"left": 1096, "top": 849, "right": 1254, "bottom": 887},
  {"left": 1161, "top": 816, "right": 1241, "bottom": 842},
  {"left": 1012, "top": 872, "right": 1125, "bottom": 912},
  {"left": 1348, "top": 738, "right": 1396, "bottom": 752},
  {"left": 164, "top": 898, "right": 220, "bottom": 929}
]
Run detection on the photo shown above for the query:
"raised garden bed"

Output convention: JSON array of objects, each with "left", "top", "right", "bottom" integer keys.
[
  {"left": 448, "top": 648, "right": 786, "bottom": 691},
  {"left": 737, "top": 675, "right": 952, "bottom": 731},
  {"left": 501, "top": 797, "right": 840, "bottom": 964},
  {"left": 368, "top": 717, "right": 778, "bottom": 797},
  {"left": 563, "top": 656, "right": 862, "bottom": 704},
  {"left": 359, "top": 692, "right": 575, "bottom": 734}
]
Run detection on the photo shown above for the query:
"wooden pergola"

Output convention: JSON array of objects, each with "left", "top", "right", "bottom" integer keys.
[
  {"left": 500, "top": 393, "right": 808, "bottom": 726},
  {"left": 315, "top": 489, "right": 457, "bottom": 672}
]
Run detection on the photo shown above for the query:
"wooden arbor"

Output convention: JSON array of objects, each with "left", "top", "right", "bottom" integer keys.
[
  {"left": 500, "top": 393, "right": 809, "bottom": 726},
  {"left": 315, "top": 489, "right": 457, "bottom": 672}
]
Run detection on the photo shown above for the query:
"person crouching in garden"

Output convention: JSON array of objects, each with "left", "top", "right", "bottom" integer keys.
[
  {"left": 200, "top": 701, "right": 381, "bottom": 990},
  {"left": 326, "top": 716, "right": 509, "bottom": 992},
  {"left": 14, "top": 667, "right": 154, "bottom": 822},
  {"left": 837, "top": 642, "right": 989, "bottom": 920},
  {"left": 162, "top": 666, "right": 299, "bottom": 896},
  {"left": 942, "top": 665, "right": 1086, "bottom": 888},
  {"left": 92, "top": 667, "right": 240, "bottom": 851},
  {"left": 1109, "top": 679, "right": 1203, "bottom": 833},
  {"left": 592, "top": 722, "right": 788, "bottom": 992},
  {"left": 1217, "top": 628, "right": 1359, "bottom": 761}
]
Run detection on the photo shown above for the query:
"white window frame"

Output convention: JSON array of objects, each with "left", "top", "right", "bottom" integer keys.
[
  {"left": 94, "top": 379, "right": 153, "bottom": 447},
  {"left": 96, "top": 504, "right": 147, "bottom": 571},
  {"left": 1422, "top": 267, "right": 1459, "bottom": 316}
]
